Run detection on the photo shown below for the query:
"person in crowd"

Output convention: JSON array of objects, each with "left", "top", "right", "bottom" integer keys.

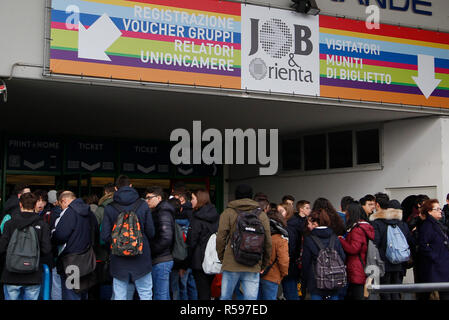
[
  {"left": 338, "top": 202, "right": 374, "bottom": 300},
  {"left": 302, "top": 209, "right": 346, "bottom": 300},
  {"left": 417, "top": 199, "right": 449, "bottom": 300},
  {"left": 369, "top": 193, "right": 413, "bottom": 300},
  {"left": 282, "top": 195, "right": 295, "bottom": 207},
  {"left": 1, "top": 184, "right": 31, "bottom": 232},
  {"left": 442, "top": 193, "right": 449, "bottom": 228},
  {"left": 338, "top": 196, "right": 354, "bottom": 224},
  {"left": 170, "top": 191, "right": 198, "bottom": 300},
  {"left": 360, "top": 194, "right": 376, "bottom": 218},
  {"left": 83, "top": 194, "right": 99, "bottom": 215},
  {"left": 145, "top": 186, "right": 175, "bottom": 300},
  {"left": 0, "top": 192, "right": 52, "bottom": 300},
  {"left": 258, "top": 206, "right": 289, "bottom": 300},
  {"left": 101, "top": 175, "right": 155, "bottom": 300},
  {"left": 49, "top": 190, "right": 63, "bottom": 300},
  {"left": 182, "top": 189, "right": 219, "bottom": 300},
  {"left": 312, "top": 198, "right": 345, "bottom": 237},
  {"left": 52, "top": 191, "right": 98, "bottom": 300},
  {"left": 216, "top": 184, "right": 272, "bottom": 300},
  {"left": 33, "top": 189, "right": 50, "bottom": 217}
]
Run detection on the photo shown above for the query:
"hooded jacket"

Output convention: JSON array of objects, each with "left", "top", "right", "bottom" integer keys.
[
  {"left": 369, "top": 208, "right": 413, "bottom": 273},
  {"left": 418, "top": 215, "right": 449, "bottom": 282},
  {"left": 0, "top": 211, "right": 52, "bottom": 285},
  {"left": 2, "top": 196, "right": 20, "bottom": 221},
  {"left": 101, "top": 186, "right": 155, "bottom": 282},
  {"left": 186, "top": 203, "right": 219, "bottom": 271},
  {"left": 286, "top": 213, "right": 307, "bottom": 278},
  {"left": 262, "top": 219, "right": 289, "bottom": 284},
  {"left": 302, "top": 227, "right": 346, "bottom": 296},
  {"left": 339, "top": 221, "right": 375, "bottom": 284},
  {"left": 216, "top": 198, "right": 272, "bottom": 273},
  {"left": 52, "top": 198, "right": 98, "bottom": 258},
  {"left": 150, "top": 200, "right": 175, "bottom": 265}
]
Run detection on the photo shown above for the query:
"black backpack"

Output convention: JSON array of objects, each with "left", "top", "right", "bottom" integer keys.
[
  {"left": 231, "top": 208, "right": 265, "bottom": 267},
  {"left": 6, "top": 225, "right": 40, "bottom": 273}
]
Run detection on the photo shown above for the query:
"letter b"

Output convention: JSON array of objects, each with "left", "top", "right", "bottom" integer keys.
[{"left": 294, "top": 25, "right": 313, "bottom": 56}]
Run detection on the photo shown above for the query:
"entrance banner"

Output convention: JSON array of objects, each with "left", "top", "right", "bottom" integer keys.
[
  {"left": 320, "top": 15, "right": 449, "bottom": 108},
  {"left": 66, "top": 139, "right": 115, "bottom": 172},
  {"left": 120, "top": 141, "right": 170, "bottom": 175},
  {"left": 49, "top": 0, "right": 241, "bottom": 89}
]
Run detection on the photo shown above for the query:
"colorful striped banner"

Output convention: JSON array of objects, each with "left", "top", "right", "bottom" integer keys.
[
  {"left": 319, "top": 16, "right": 449, "bottom": 108},
  {"left": 50, "top": 0, "right": 241, "bottom": 89}
]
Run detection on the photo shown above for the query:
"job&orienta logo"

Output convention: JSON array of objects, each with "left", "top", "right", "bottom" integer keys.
[{"left": 248, "top": 17, "right": 314, "bottom": 83}]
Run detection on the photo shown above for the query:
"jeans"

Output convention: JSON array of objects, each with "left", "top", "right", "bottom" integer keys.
[
  {"left": 380, "top": 271, "right": 403, "bottom": 301},
  {"left": 310, "top": 293, "right": 339, "bottom": 300},
  {"left": 51, "top": 267, "right": 62, "bottom": 300},
  {"left": 60, "top": 274, "right": 88, "bottom": 300},
  {"left": 258, "top": 279, "right": 279, "bottom": 300},
  {"left": 172, "top": 268, "right": 198, "bottom": 300},
  {"left": 220, "top": 271, "right": 260, "bottom": 300},
  {"left": 281, "top": 275, "right": 299, "bottom": 300},
  {"left": 152, "top": 261, "right": 174, "bottom": 300},
  {"left": 113, "top": 273, "right": 152, "bottom": 300},
  {"left": 4, "top": 285, "right": 41, "bottom": 300}
]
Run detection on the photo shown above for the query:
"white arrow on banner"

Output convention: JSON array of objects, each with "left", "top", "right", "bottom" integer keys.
[
  {"left": 78, "top": 13, "right": 122, "bottom": 61},
  {"left": 24, "top": 160, "right": 44, "bottom": 170},
  {"left": 137, "top": 164, "right": 156, "bottom": 174},
  {"left": 412, "top": 54, "right": 442, "bottom": 99},
  {"left": 81, "top": 162, "right": 101, "bottom": 171}
]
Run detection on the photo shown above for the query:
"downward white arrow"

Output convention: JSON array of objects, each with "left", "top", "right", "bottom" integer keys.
[
  {"left": 78, "top": 13, "right": 122, "bottom": 61},
  {"left": 412, "top": 54, "right": 442, "bottom": 99},
  {"left": 24, "top": 160, "right": 44, "bottom": 170},
  {"left": 137, "top": 164, "right": 156, "bottom": 174},
  {"left": 81, "top": 162, "right": 101, "bottom": 171}
]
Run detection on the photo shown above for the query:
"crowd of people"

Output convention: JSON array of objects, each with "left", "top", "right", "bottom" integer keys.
[{"left": 0, "top": 176, "right": 448, "bottom": 301}]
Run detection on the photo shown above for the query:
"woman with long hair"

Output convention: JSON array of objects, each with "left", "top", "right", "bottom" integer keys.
[
  {"left": 312, "top": 198, "right": 346, "bottom": 236},
  {"left": 184, "top": 189, "right": 219, "bottom": 300},
  {"left": 338, "top": 202, "right": 374, "bottom": 300}
]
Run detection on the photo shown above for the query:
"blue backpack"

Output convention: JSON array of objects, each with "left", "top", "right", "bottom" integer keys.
[{"left": 385, "top": 224, "right": 410, "bottom": 264}]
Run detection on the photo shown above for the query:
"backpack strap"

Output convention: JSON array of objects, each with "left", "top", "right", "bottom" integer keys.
[
  {"left": 310, "top": 235, "right": 324, "bottom": 251},
  {"left": 111, "top": 199, "right": 143, "bottom": 214}
]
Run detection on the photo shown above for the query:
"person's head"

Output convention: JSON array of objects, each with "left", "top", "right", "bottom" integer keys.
[
  {"left": 307, "top": 210, "right": 331, "bottom": 231},
  {"left": 277, "top": 203, "right": 294, "bottom": 221},
  {"left": 340, "top": 196, "right": 354, "bottom": 213},
  {"left": 234, "top": 184, "right": 253, "bottom": 200},
  {"left": 144, "top": 186, "right": 164, "bottom": 209},
  {"left": 446, "top": 193, "right": 449, "bottom": 205},
  {"left": 13, "top": 183, "right": 31, "bottom": 198},
  {"left": 191, "top": 189, "right": 211, "bottom": 210},
  {"left": 345, "top": 202, "right": 368, "bottom": 229},
  {"left": 167, "top": 197, "right": 182, "bottom": 217},
  {"left": 33, "top": 189, "right": 48, "bottom": 213},
  {"left": 171, "top": 181, "right": 187, "bottom": 194},
  {"left": 48, "top": 190, "right": 58, "bottom": 206},
  {"left": 282, "top": 195, "right": 295, "bottom": 207},
  {"left": 19, "top": 192, "right": 38, "bottom": 212},
  {"left": 388, "top": 199, "right": 402, "bottom": 210},
  {"left": 258, "top": 198, "right": 270, "bottom": 213},
  {"left": 172, "top": 190, "right": 188, "bottom": 205},
  {"left": 296, "top": 200, "right": 311, "bottom": 217},
  {"left": 103, "top": 183, "right": 115, "bottom": 196},
  {"left": 58, "top": 191, "right": 76, "bottom": 210},
  {"left": 115, "top": 175, "right": 131, "bottom": 190},
  {"left": 375, "top": 192, "right": 390, "bottom": 211},
  {"left": 421, "top": 199, "right": 442, "bottom": 220},
  {"left": 360, "top": 194, "right": 376, "bottom": 215},
  {"left": 312, "top": 197, "right": 345, "bottom": 236},
  {"left": 83, "top": 194, "right": 99, "bottom": 205},
  {"left": 416, "top": 194, "right": 430, "bottom": 208},
  {"left": 267, "top": 208, "right": 287, "bottom": 227}
]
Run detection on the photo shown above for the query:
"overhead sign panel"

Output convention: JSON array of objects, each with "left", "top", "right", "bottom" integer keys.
[
  {"left": 319, "top": 15, "right": 449, "bottom": 108},
  {"left": 49, "top": 0, "right": 241, "bottom": 89}
]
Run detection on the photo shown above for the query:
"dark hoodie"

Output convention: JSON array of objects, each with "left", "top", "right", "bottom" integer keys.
[
  {"left": 0, "top": 211, "right": 52, "bottom": 285},
  {"left": 52, "top": 198, "right": 98, "bottom": 262},
  {"left": 2, "top": 196, "right": 20, "bottom": 221},
  {"left": 150, "top": 200, "right": 176, "bottom": 265},
  {"left": 286, "top": 213, "right": 307, "bottom": 278},
  {"left": 101, "top": 186, "right": 155, "bottom": 282},
  {"left": 302, "top": 227, "right": 346, "bottom": 296},
  {"left": 186, "top": 203, "right": 219, "bottom": 271}
]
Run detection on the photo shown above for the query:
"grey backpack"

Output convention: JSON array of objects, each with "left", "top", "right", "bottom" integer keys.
[
  {"left": 311, "top": 235, "right": 347, "bottom": 290},
  {"left": 6, "top": 225, "right": 40, "bottom": 273}
]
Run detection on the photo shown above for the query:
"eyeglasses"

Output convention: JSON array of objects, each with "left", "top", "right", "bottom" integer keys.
[
  {"left": 432, "top": 208, "right": 442, "bottom": 212},
  {"left": 145, "top": 195, "right": 157, "bottom": 201}
]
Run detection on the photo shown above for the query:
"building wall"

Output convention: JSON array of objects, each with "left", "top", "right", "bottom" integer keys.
[{"left": 227, "top": 116, "right": 446, "bottom": 208}]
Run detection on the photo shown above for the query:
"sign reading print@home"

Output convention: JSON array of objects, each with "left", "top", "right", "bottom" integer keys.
[{"left": 241, "top": 4, "right": 320, "bottom": 96}]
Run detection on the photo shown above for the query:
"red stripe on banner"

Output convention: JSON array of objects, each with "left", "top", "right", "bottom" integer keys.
[
  {"left": 319, "top": 15, "right": 449, "bottom": 46},
  {"left": 124, "top": 0, "right": 241, "bottom": 16}
]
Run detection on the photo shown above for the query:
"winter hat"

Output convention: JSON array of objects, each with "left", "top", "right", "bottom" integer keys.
[
  {"left": 235, "top": 184, "right": 253, "bottom": 200},
  {"left": 48, "top": 190, "right": 57, "bottom": 204},
  {"left": 388, "top": 199, "right": 402, "bottom": 210}
]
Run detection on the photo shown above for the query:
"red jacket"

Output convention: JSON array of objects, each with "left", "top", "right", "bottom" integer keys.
[{"left": 339, "top": 221, "right": 375, "bottom": 285}]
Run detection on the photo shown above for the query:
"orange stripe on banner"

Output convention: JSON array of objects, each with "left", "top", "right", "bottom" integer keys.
[
  {"left": 50, "top": 60, "right": 241, "bottom": 89},
  {"left": 320, "top": 86, "right": 449, "bottom": 109}
]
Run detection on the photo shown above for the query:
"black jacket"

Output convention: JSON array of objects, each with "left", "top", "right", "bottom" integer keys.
[
  {"left": 2, "top": 196, "right": 20, "bottom": 221},
  {"left": 286, "top": 213, "right": 307, "bottom": 278},
  {"left": 101, "top": 187, "right": 155, "bottom": 282},
  {"left": 370, "top": 208, "right": 413, "bottom": 273},
  {"left": 0, "top": 211, "right": 52, "bottom": 285},
  {"left": 150, "top": 201, "right": 175, "bottom": 265},
  {"left": 186, "top": 203, "right": 219, "bottom": 271}
]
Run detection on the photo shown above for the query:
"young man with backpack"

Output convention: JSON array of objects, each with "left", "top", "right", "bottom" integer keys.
[
  {"left": 101, "top": 175, "right": 155, "bottom": 300},
  {"left": 216, "top": 184, "right": 272, "bottom": 300},
  {"left": 144, "top": 186, "right": 175, "bottom": 300},
  {"left": 0, "top": 192, "right": 52, "bottom": 300},
  {"left": 369, "top": 193, "right": 413, "bottom": 300}
]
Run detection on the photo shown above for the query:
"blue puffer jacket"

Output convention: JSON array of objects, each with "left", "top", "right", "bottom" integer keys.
[{"left": 101, "top": 186, "right": 155, "bottom": 282}]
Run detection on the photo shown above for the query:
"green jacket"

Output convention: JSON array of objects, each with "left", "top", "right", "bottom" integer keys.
[
  {"left": 216, "top": 198, "right": 272, "bottom": 273},
  {"left": 94, "top": 193, "right": 114, "bottom": 262}
]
